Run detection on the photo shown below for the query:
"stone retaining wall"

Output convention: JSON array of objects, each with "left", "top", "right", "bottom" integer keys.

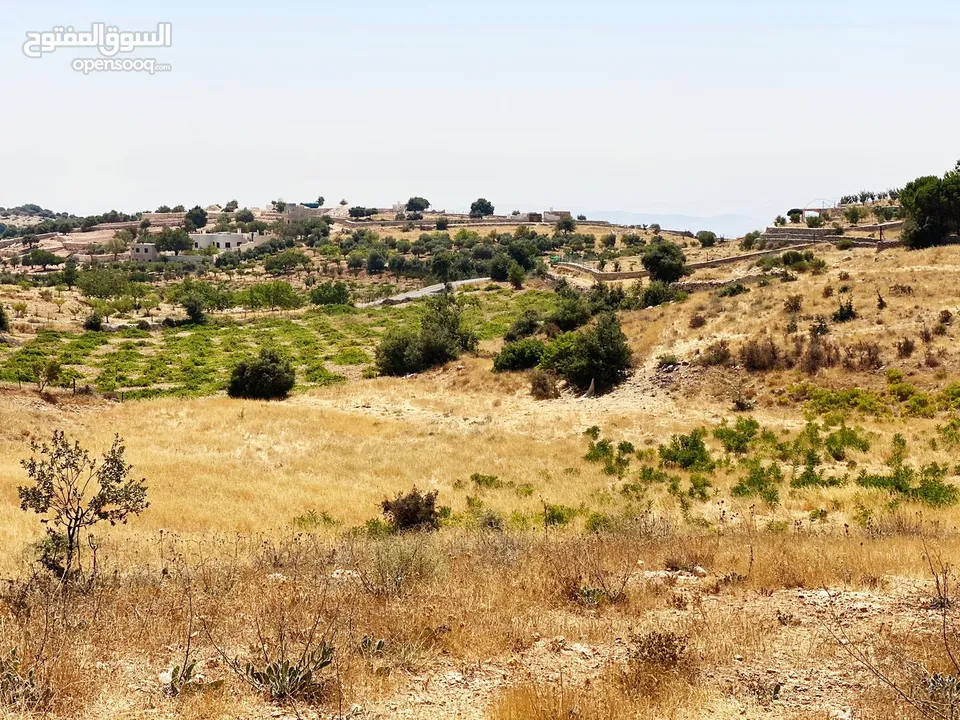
[{"left": 553, "top": 243, "right": 816, "bottom": 281}]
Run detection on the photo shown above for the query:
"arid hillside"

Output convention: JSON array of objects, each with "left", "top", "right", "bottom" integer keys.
[{"left": 2, "top": 239, "right": 960, "bottom": 719}]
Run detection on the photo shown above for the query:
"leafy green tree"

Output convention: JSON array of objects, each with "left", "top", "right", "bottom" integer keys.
[
  {"left": 317, "top": 196, "right": 325, "bottom": 206},
  {"left": 105, "top": 229, "right": 134, "bottom": 260},
  {"left": 549, "top": 295, "right": 592, "bottom": 331},
  {"left": 375, "top": 293, "right": 478, "bottom": 375},
  {"left": 349, "top": 206, "right": 377, "bottom": 219},
  {"left": 493, "top": 338, "right": 545, "bottom": 372},
  {"left": 227, "top": 348, "right": 296, "bottom": 400},
  {"left": 235, "top": 208, "right": 255, "bottom": 223},
  {"left": 507, "top": 262, "right": 525, "bottom": 289},
  {"left": 264, "top": 249, "right": 311, "bottom": 275},
  {"left": 0, "top": 302, "right": 9, "bottom": 333},
  {"left": 436, "top": 216, "right": 449, "bottom": 231},
  {"left": 224, "top": 199, "right": 239, "bottom": 212},
  {"left": 309, "top": 281, "right": 351, "bottom": 306},
  {"left": 469, "top": 198, "right": 495, "bottom": 218},
  {"left": 156, "top": 205, "right": 172, "bottom": 213},
  {"left": 900, "top": 170, "right": 960, "bottom": 248},
  {"left": 156, "top": 227, "right": 193, "bottom": 256},
  {"left": 844, "top": 206, "right": 862, "bottom": 225},
  {"left": 540, "top": 313, "right": 632, "bottom": 394},
  {"left": 555, "top": 216, "right": 577, "bottom": 236},
  {"left": 184, "top": 206, "right": 208, "bottom": 229},
  {"left": 388, "top": 253, "right": 407, "bottom": 278},
  {"left": 22, "top": 249, "right": 64, "bottom": 269},
  {"left": 77, "top": 268, "right": 130, "bottom": 298},
  {"left": 641, "top": 240, "right": 689, "bottom": 283},
  {"left": 213, "top": 213, "right": 233, "bottom": 232},
  {"left": 366, "top": 249, "right": 387, "bottom": 275},
  {"left": 695, "top": 230, "right": 717, "bottom": 247},
  {"left": 740, "top": 230, "right": 762, "bottom": 250},
  {"left": 19, "top": 430, "right": 148, "bottom": 579},
  {"left": 406, "top": 197, "right": 431, "bottom": 213}
]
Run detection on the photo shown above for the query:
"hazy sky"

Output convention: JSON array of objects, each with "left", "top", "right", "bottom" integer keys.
[{"left": 2, "top": 0, "right": 958, "bottom": 226}]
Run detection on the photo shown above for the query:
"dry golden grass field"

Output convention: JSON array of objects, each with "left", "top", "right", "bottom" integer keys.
[{"left": 3, "top": 239, "right": 960, "bottom": 719}]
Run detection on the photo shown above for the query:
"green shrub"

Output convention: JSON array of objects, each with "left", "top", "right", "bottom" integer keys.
[
  {"left": 493, "top": 339, "right": 546, "bottom": 372},
  {"left": 470, "top": 473, "right": 503, "bottom": 490},
  {"left": 824, "top": 424, "right": 870, "bottom": 460},
  {"left": 717, "top": 283, "right": 749, "bottom": 298},
  {"left": 227, "top": 348, "right": 296, "bottom": 400},
  {"left": 713, "top": 417, "right": 760, "bottom": 455},
  {"left": 638, "top": 280, "right": 683, "bottom": 308},
  {"left": 543, "top": 503, "right": 577, "bottom": 526},
  {"left": 790, "top": 461, "right": 844, "bottom": 489},
  {"left": 687, "top": 474, "right": 713, "bottom": 501},
  {"left": 641, "top": 240, "right": 689, "bottom": 283},
  {"left": 0, "top": 303, "right": 8, "bottom": 333},
  {"left": 855, "top": 434, "right": 959, "bottom": 506},
  {"left": 539, "top": 313, "right": 632, "bottom": 394},
  {"left": 504, "top": 309, "right": 541, "bottom": 341},
  {"left": 309, "top": 281, "right": 351, "bottom": 306},
  {"left": 375, "top": 294, "right": 478, "bottom": 376},
  {"left": 243, "top": 645, "right": 334, "bottom": 701},
  {"left": 696, "top": 231, "right": 718, "bottom": 248},
  {"left": 659, "top": 428, "right": 714, "bottom": 471},
  {"left": 857, "top": 464, "right": 958, "bottom": 507},
  {"left": 84, "top": 311, "right": 103, "bottom": 332},
  {"left": 832, "top": 298, "right": 857, "bottom": 323},
  {"left": 732, "top": 461, "right": 783, "bottom": 505},
  {"left": 548, "top": 295, "right": 591, "bottom": 331},
  {"left": 584, "top": 431, "right": 635, "bottom": 477}
]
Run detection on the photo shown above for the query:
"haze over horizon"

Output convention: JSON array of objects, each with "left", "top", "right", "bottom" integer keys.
[{"left": 1, "top": 0, "right": 957, "bottom": 228}]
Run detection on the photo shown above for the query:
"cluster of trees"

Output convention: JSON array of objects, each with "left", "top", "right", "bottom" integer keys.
[
  {"left": 349, "top": 206, "right": 378, "bottom": 219},
  {"left": 900, "top": 161, "right": 960, "bottom": 249},
  {"left": 164, "top": 277, "right": 351, "bottom": 322},
  {"left": 375, "top": 293, "right": 478, "bottom": 375},
  {"left": 838, "top": 189, "right": 900, "bottom": 206},
  {"left": 492, "top": 297, "right": 633, "bottom": 395},
  {"left": 469, "top": 198, "right": 494, "bottom": 218},
  {"left": 0, "top": 208, "right": 142, "bottom": 240}
]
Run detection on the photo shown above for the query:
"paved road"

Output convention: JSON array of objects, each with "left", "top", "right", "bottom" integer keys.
[{"left": 356, "top": 277, "right": 492, "bottom": 308}]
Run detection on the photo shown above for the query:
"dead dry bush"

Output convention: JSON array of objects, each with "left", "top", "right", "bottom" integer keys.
[{"left": 739, "top": 336, "right": 784, "bottom": 371}]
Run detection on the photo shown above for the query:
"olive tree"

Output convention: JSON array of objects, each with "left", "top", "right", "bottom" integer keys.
[{"left": 19, "top": 431, "right": 149, "bottom": 579}]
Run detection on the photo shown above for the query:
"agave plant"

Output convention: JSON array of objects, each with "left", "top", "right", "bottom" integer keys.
[
  {"left": 243, "top": 644, "right": 334, "bottom": 701},
  {"left": 164, "top": 660, "right": 223, "bottom": 697}
]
